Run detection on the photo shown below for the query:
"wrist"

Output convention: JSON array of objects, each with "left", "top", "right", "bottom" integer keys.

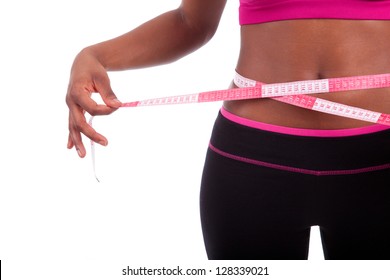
[
  {"left": 69, "top": 47, "right": 106, "bottom": 85},
  {"left": 82, "top": 45, "right": 109, "bottom": 70},
  {"left": 76, "top": 46, "right": 104, "bottom": 67}
]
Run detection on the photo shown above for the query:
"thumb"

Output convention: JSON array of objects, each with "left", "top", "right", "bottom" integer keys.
[{"left": 95, "top": 75, "right": 122, "bottom": 108}]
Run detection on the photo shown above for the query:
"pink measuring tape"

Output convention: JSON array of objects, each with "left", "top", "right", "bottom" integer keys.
[
  {"left": 120, "top": 72, "right": 390, "bottom": 124},
  {"left": 90, "top": 72, "right": 390, "bottom": 181}
]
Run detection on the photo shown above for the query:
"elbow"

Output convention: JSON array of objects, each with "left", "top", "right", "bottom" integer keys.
[{"left": 177, "top": 8, "right": 220, "bottom": 48}]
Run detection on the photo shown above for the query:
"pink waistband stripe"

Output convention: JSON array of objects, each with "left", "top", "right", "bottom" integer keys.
[{"left": 209, "top": 143, "right": 390, "bottom": 176}]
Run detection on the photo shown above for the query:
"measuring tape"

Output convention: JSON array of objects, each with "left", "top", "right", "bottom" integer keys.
[
  {"left": 119, "top": 72, "right": 390, "bottom": 125},
  {"left": 89, "top": 72, "right": 390, "bottom": 181},
  {"left": 233, "top": 72, "right": 390, "bottom": 125}
]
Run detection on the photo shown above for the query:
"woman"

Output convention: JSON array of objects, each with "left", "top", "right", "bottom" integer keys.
[{"left": 66, "top": 0, "right": 390, "bottom": 260}]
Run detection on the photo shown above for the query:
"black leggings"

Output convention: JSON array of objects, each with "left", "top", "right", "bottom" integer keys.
[{"left": 200, "top": 111, "right": 390, "bottom": 260}]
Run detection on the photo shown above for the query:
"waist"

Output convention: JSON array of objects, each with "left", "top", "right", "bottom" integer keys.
[{"left": 224, "top": 74, "right": 390, "bottom": 129}]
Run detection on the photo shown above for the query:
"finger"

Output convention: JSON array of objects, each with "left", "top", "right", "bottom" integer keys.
[
  {"left": 71, "top": 111, "right": 108, "bottom": 144},
  {"left": 68, "top": 108, "right": 108, "bottom": 157},
  {"left": 68, "top": 111, "right": 87, "bottom": 157},
  {"left": 67, "top": 133, "right": 74, "bottom": 149},
  {"left": 68, "top": 88, "right": 118, "bottom": 116},
  {"left": 69, "top": 128, "right": 87, "bottom": 158}
]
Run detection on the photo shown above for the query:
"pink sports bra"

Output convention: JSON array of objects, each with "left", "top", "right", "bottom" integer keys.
[{"left": 239, "top": 0, "right": 390, "bottom": 25}]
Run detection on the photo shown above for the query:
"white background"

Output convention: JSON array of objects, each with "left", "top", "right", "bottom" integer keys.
[{"left": 0, "top": 0, "right": 388, "bottom": 279}]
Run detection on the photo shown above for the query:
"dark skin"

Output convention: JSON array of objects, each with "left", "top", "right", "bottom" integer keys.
[
  {"left": 66, "top": 0, "right": 390, "bottom": 157},
  {"left": 227, "top": 19, "right": 390, "bottom": 128}
]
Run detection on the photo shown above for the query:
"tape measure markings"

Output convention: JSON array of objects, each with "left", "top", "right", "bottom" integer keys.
[{"left": 121, "top": 73, "right": 390, "bottom": 107}]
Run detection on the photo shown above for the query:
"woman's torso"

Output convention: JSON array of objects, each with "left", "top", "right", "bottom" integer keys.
[{"left": 225, "top": 19, "right": 390, "bottom": 129}]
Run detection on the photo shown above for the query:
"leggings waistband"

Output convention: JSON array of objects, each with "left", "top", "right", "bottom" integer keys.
[{"left": 221, "top": 107, "right": 390, "bottom": 137}]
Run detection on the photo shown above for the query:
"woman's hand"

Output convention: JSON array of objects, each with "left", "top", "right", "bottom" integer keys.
[{"left": 66, "top": 48, "right": 122, "bottom": 158}]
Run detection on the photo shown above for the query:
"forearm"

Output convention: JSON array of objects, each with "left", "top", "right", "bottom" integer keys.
[{"left": 84, "top": 8, "right": 215, "bottom": 71}]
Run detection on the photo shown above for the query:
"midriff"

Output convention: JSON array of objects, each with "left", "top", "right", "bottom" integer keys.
[{"left": 224, "top": 19, "right": 390, "bottom": 129}]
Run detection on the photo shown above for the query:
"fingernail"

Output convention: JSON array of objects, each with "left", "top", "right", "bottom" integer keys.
[
  {"left": 113, "top": 98, "right": 122, "bottom": 104},
  {"left": 77, "top": 148, "right": 83, "bottom": 157},
  {"left": 99, "top": 140, "right": 107, "bottom": 146}
]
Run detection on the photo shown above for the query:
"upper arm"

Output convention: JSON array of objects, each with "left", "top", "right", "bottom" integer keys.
[{"left": 179, "top": 0, "right": 227, "bottom": 41}]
